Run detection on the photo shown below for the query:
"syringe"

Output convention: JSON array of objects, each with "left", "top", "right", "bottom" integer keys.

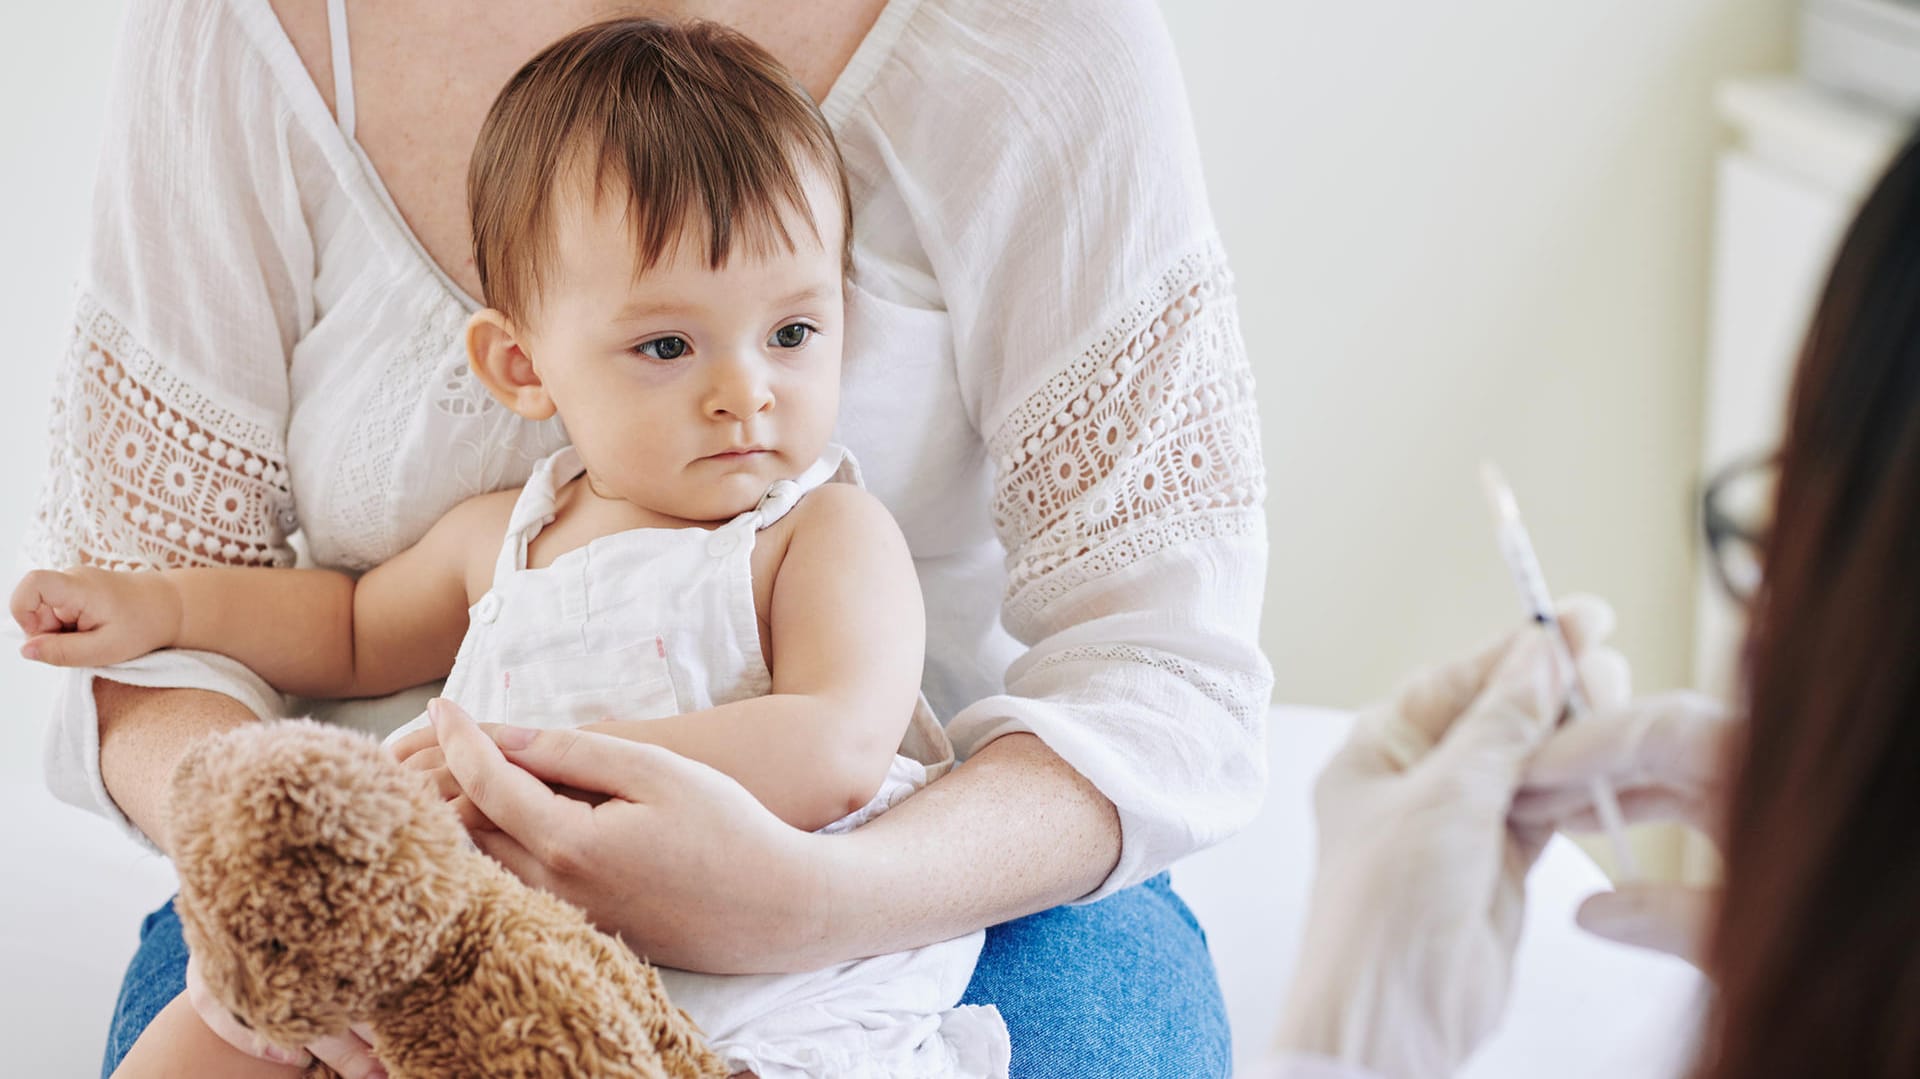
[{"left": 1479, "top": 462, "right": 1639, "bottom": 879}]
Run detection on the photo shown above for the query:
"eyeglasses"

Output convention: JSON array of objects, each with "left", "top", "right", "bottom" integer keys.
[{"left": 1700, "top": 451, "right": 1777, "bottom": 608}]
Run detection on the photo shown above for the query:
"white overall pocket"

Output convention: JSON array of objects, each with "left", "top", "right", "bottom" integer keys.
[{"left": 503, "top": 637, "right": 680, "bottom": 728}]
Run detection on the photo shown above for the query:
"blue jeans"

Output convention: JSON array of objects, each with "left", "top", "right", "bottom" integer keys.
[{"left": 103, "top": 873, "right": 1227, "bottom": 1078}]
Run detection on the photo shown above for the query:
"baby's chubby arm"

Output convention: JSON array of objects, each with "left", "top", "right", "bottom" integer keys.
[
  {"left": 582, "top": 483, "right": 925, "bottom": 832},
  {"left": 13, "top": 493, "right": 509, "bottom": 699}
]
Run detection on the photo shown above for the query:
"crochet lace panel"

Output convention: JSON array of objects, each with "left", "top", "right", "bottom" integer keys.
[
  {"left": 988, "top": 242, "right": 1266, "bottom": 639},
  {"left": 29, "top": 294, "right": 296, "bottom": 570},
  {"left": 1026, "top": 643, "right": 1269, "bottom": 735}
]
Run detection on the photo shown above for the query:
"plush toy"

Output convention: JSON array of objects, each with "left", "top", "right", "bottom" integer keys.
[{"left": 168, "top": 719, "right": 730, "bottom": 1079}]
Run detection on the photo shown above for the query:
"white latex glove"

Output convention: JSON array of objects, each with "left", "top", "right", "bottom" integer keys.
[
  {"left": 1274, "top": 597, "right": 1626, "bottom": 1079},
  {"left": 1512, "top": 690, "right": 1735, "bottom": 965},
  {"left": 184, "top": 951, "right": 389, "bottom": 1078}
]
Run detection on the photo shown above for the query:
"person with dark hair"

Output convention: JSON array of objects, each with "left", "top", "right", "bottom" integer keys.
[{"left": 1245, "top": 128, "right": 1920, "bottom": 1077}]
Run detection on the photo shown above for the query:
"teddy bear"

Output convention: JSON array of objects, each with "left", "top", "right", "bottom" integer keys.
[{"left": 167, "top": 718, "right": 732, "bottom": 1079}]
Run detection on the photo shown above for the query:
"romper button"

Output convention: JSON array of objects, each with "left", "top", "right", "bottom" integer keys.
[
  {"left": 707, "top": 531, "right": 739, "bottom": 558},
  {"left": 474, "top": 592, "right": 502, "bottom": 623}
]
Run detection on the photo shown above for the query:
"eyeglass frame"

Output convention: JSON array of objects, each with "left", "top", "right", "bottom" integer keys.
[{"left": 1699, "top": 450, "right": 1776, "bottom": 608}]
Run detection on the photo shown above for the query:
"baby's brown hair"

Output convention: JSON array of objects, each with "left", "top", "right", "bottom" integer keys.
[{"left": 468, "top": 18, "right": 852, "bottom": 323}]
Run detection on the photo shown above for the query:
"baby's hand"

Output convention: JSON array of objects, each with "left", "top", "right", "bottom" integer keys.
[
  {"left": 391, "top": 721, "right": 496, "bottom": 832},
  {"left": 10, "top": 567, "right": 181, "bottom": 667}
]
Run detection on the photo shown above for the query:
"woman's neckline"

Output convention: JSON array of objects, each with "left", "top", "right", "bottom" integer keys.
[{"left": 239, "top": 0, "right": 926, "bottom": 316}]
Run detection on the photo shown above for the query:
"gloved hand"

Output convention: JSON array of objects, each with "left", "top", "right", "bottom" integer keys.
[
  {"left": 1512, "top": 689, "right": 1735, "bottom": 965},
  {"left": 1273, "top": 597, "right": 1628, "bottom": 1079}
]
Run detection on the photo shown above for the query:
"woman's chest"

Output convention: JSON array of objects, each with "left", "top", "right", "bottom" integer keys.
[
  {"left": 282, "top": 276, "right": 567, "bottom": 571},
  {"left": 304, "top": 1, "right": 892, "bottom": 303}
]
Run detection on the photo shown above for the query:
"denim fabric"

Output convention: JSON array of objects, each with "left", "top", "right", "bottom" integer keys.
[
  {"left": 961, "top": 872, "right": 1230, "bottom": 1078},
  {"left": 103, "top": 873, "right": 1227, "bottom": 1078},
  {"left": 101, "top": 899, "right": 189, "bottom": 1078}
]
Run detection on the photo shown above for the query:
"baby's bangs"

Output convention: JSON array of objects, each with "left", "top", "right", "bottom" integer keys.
[
  {"left": 468, "top": 18, "right": 854, "bottom": 319},
  {"left": 593, "top": 129, "right": 841, "bottom": 273}
]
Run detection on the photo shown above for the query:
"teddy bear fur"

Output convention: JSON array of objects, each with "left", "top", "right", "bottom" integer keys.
[{"left": 168, "top": 718, "right": 731, "bottom": 1079}]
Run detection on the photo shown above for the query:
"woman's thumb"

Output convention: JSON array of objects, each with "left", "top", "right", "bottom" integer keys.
[
  {"left": 1429, "top": 626, "right": 1569, "bottom": 783},
  {"left": 1575, "top": 883, "right": 1715, "bottom": 965}
]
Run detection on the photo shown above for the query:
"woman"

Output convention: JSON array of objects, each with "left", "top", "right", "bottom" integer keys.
[
  {"left": 1247, "top": 127, "right": 1920, "bottom": 1076},
  {"left": 44, "top": 1, "right": 1271, "bottom": 1075}
]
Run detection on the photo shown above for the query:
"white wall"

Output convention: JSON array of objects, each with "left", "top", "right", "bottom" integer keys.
[
  {"left": 1162, "top": 1, "right": 1797, "bottom": 706},
  {"left": 1, "top": 8, "right": 181, "bottom": 1076}
]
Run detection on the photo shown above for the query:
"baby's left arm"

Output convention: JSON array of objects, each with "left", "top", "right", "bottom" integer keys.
[{"left": 581, "top": 483, "right": 925, "bottom": 831}]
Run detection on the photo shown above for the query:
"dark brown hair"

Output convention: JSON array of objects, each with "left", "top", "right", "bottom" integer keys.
[
  {"left": 467, "top": 18, "right": 853, "bottom": 322},
  {"left": 1698, "top": 128, "right": 1920, "bottom": 1077}
]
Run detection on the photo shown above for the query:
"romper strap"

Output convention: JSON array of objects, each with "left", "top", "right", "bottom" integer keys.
[
  {"left": 489, "top": 447, "right": 580, "bottom": 587},
  {"left": 326, "top": 0, "right": 358, "bottom": 140},
  {"left": 751, "top": 444, "right": 855, "bottom": 530}
]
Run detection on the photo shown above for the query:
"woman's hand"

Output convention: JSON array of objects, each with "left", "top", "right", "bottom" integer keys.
[
  {"left": 1512, "top": 690, "right": 1734, "bottom": 964},
  {"left": 183, "top": 952, "right": 388, "bottom": 1078},
  {"left": 389, "top": 721, "right": 504, "bottom": 827},
  {"left": 427, "top": 698, "right": 834, "bottom": 973},
  {"left": 1273, "top": 598, "right": 1625, "bottom": 1078}
]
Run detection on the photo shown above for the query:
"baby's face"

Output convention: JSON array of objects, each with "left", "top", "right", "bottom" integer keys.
[{"left": 520, "top": 170, "right": 845, "bottom": 523}]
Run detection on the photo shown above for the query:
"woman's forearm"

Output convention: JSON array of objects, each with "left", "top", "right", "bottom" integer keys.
[
  {"left": 811, "top": 731, "right": 1121, "bottom": 960},
  {"left": 96, "top": 679, "right": 258, "bottom": 854}
]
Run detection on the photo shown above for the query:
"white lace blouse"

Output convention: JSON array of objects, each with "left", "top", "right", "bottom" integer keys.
[{"left": 32, "top": 0, "right": 1274, "bottom": 900}]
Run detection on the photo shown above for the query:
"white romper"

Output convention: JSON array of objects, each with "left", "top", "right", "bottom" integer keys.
[{"left": 385, "top": 443, "right": 1010, "bottom": 1079}]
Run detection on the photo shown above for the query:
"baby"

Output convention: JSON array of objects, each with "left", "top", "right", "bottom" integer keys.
[{"left": 17, "top": 19, "right": 1007, "bottom": 1079}]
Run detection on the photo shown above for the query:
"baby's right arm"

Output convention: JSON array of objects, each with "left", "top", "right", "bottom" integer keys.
[{"left": 12, "top": 493, "right": 509, "bottom": 699}]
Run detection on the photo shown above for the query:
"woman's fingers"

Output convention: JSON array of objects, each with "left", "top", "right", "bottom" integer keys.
[
  {"left": 1575, "top": 883, "right": 1717, "bottom": 965},
  {"left": 1554, "top": 593, "right": 1617, "bottom": 659},
  {"left": 305, "top": 1027, "right": 388, "bottom": 1079},
  {"left": 469, "top": 826, "right": 552, "bottom": 890},
  {"left": 430, "top": 698, "right": 595, "bottom": 856},
  {"left": 448, "top": 793, "right": 493, "bottom": 832},
  {"left": 1396, "top": 595, "right": 1616, "bottom": 748},
  {"left": 1511, "top": 784, "right": 1708, "bottom": 832},
  {"left": 423, "top": 765, "right": 462, "bottom": 803},
  {"left": 486, "top": 721, "right": 685, "bottom": 805},
  {"left": 1426, "top": 626, "right": 1570, "bottom": 789},
  {"left": 1522, "top": 690, "right": 1732, "bottom": 796},
  {"left": 1577, "top": 645, "right": 1633, "bottom": 712}
]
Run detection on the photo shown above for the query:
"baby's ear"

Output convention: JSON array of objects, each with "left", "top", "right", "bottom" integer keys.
[{"left": 466, "top": 309, "right": 556, "bottom": 420}]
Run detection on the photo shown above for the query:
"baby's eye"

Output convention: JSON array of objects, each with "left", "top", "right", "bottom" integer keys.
[
  {"left": 770, "top": 323, "right": 812, "bottom": 349},
  {"left": 634, "top": 336, "right": 688, "bottom": 361}
]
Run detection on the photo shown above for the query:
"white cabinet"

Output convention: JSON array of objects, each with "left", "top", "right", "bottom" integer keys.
[{"left": 1692, "top": 79, "right": 1906, "bottom": 696}]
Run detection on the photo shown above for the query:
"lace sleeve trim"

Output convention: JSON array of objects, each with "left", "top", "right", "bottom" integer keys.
[
  {"left": 1024, "top": 643, "right": 1269, "bottom": 735},
  {"left": 988, "top": 240, "right": 1266, "bottom": 638},
  {"left": 29, "top": 293, "right": 296, "bottom": 570}
]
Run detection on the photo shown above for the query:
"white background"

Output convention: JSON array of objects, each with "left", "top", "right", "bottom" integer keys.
[
  {"left": 1170, "top": 0, "right": 1795, "bottom": 703},
  {"left": 0, "top": 1, "right": 1783, "bottom": 1073}
]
